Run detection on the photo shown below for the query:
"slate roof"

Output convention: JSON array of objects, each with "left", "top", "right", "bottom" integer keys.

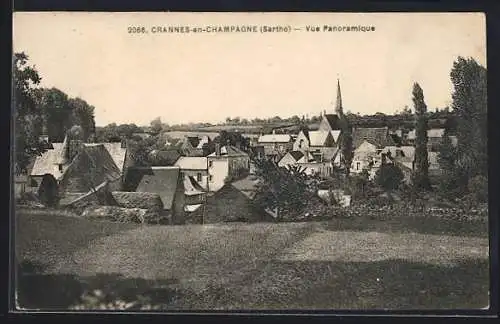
[
  {"left": 59, "top": 144, "right": 122, "bottom": 192},
  {"left": 330, "top": 130, "right": 341, "bottom": 143},
  {"left": 124, "top": 166, "right": 181, "bottom": 210},
  {"left": 231, "top": 175, "right": 261, "bottom": 200},
  {"left": 308, "top": 131, "right": 331, "bottom": 147},
  {"left": 323, "top": 114, "right": 341, "bottom": 130},
  {"left": 149, "top": 149, "right": 181, "bottom": 166},
  {"left": 85, "top": 142, "right": 127, "bottom": 173},
  {"left": 288, "top": 151, "right": 305, "bottom": 161},
  {"left": 175, "top": 156, "right": 208, "bottom": 170},
  {"left": 258, "top": 134, "right": 292, "bottom": 143},
  {"left": 30, "top": 143, "right": 67, "bottom": 179},
  {"left": 352, "top": 127, "right": 396, "bottom": 149}
]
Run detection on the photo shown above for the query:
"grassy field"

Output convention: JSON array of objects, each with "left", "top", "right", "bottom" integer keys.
[{"left": 15, "top": 209, "right": 489, "bottom": 311}]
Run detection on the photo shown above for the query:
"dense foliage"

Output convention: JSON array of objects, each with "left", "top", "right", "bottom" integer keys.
[
  {"left": 253, "top": 159, "right": 319, "bottom": 221},
  {"left": 13, "top": 52, "right": 97, "bottom": 173},
  {"left": 13, "top": 53, "right": 44, "bottom": 174},
  {"left": 412, "top": 83, "right": 430, "bottom": 190},
  {"left": 374, "top": 164, "right": 404, "bottom": 191},
  {"left": 451, "top": 57, "right": 488, "bottom": 184}
]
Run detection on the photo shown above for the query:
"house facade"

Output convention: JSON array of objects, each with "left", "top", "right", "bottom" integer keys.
[
  {"left": 198, "top": 175, "right": 274, "bottom": 223},
  {"left": 256, "top": 132, "right": 293, "bottom": 157},
  {"left": 174, "top": 156, "right": 209, "bottom": 191},
  {"left": 278, "top": 151, "right": 312, "bottom": 168},
  {"left": 29, "top": 134, "right": 131, "bottom": 197},
  {"left": 206, "top": 145, "right": 251, "bottom": 192},
  {"left": 124, "top": 166, "right": 186, "bottom": 224}
]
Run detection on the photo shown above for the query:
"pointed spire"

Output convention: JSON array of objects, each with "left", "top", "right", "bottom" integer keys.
[{"left": 335, "top": 78, "right": 343, "bottom": 115}]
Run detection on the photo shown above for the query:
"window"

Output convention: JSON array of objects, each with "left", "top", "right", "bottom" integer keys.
[
  {"left": 209, "top": 175, "right": 213, "bottom": 181},
  {"left": 356, "top": 162, "right": 361, "bottom": 170},
  {"left": 299, "top": 139, "right": 304, "bottom": 149},
  {"left": 30, "top": 178, "right": 38, "bottom": 187},
  {"left": 208, "top": 161, "right": 213, "bottom": 167},
  {"left": 197, "top": 173, "right": 202, "bottom": 182},
  {"left": 58, "top": 164, "right": 63, "bottom": 172}
]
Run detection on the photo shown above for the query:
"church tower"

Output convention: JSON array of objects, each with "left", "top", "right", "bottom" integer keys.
[{"left": 335, "top": 79, "right": 343, "bottom": 116}]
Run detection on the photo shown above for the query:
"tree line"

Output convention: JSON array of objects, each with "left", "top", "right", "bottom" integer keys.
[{"left": 14, "top": 52, "right": 96, "bottom": 174}]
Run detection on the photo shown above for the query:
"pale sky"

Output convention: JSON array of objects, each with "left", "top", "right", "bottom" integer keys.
[{"left": 13, "top": 12, "right": 486, "bottom": 127}]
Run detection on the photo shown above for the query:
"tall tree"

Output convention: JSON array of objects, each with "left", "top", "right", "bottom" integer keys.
[
  {"left": 412, "top": 82, "right": 431, "bottom": 190},
  {"left": 450, "top": 57, "right": 487, "bottom": 184},
  {"left": 37, "top": 87, "right": 72, "bottom": 142},
  {"left": 13, "top": 52, "right": 45, "bottom": 174},
  {"left": 437, "top": 130, "right": 460, "bottom": 196},
  {"left": 150, "top": 117, "right": 163, "bottom": 135},
  {"left": 68, "top": 97, "right": 96, "bottom": 141}
]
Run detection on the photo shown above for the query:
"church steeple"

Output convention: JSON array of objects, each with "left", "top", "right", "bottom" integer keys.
[{"left": 335, "top": 79, "right": 343, "bottom": 115}]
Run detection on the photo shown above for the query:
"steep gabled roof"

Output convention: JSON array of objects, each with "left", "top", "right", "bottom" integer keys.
[
  {"left": 149, "top": 149, "right": 181, "bottom": 166},
  {"left": 231, "top": 175, "right": 262, "bottom": 200},
  {"left": 30, "top": 143, "right": 67, "bottom": 179},
  {"left": 353, "top": 127, "right": 395, "bottom": 149},
  {"left": 85, "top": 142, "right": 127, "bottom": 173},
  {"left": 59, "top": 144, "right": 121, "bottom": 192},
  {"left": 288, "top": 151, "right": 305, "bottom": 161},
  {"left": 124, "top": 166, "right": 181, "bottom": 210},
  {"left": 308, "top": 131, "right": 331, "bottom": 147},
  {"left": 323, "top": 114, "right": 341, "bottom": 130},
  {"left": 330, "top": 130, "right": 341, "bottom": 143}
]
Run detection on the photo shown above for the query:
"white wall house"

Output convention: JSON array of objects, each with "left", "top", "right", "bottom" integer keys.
[
  {"left": 174, "top": 156, "right": 210, "bottom": 191},
  {"left": 207, "top": 145, "right": 250, "bottom": 192}
]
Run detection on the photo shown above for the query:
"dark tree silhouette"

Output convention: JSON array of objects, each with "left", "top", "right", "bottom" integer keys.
[{"left": 412, "top": 83, "right": 431, "bottom": 190}]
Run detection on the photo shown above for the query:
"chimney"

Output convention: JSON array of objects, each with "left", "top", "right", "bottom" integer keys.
[
  {"left": 39, "top": 134, "right": 49, "bottom": 145},
  {"left": 67, "top": 139, "right": 83, "bottom": 161},
  {"left": 215, "top": 143, "right": 221, "bottom": 156},
  {"left": 120, "top": 136, "right": 127, "bottom": 149}
]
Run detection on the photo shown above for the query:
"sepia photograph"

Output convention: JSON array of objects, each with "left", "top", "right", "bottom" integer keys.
[{"left": 12, "top": 12, "right": 489, "bottom": 312}]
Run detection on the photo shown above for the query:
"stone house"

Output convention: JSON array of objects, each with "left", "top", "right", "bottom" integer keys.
[
  {"left": 256, "top": 132, "right": 294, "bottom": 158},
  {"left": 174, "top": 156, "right": 210, "bottom": 191},
  {"left": 350, "top": 127, "right": 397, "bottom": 175},
  {"left": 206, "top": 144, "right": 251, "bottom": 192},
  {"left": 123, "top": 166, "right": 186, "bottom": 224},
  {"left": 198, "top": 175, "right": 275, "bottom": 223}
]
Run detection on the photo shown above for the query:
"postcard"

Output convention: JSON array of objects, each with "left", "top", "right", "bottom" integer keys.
[{"left": 12, "top": 12, "right": 489, "bottom": 312}]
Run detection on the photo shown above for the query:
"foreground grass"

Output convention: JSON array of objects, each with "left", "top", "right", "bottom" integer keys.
[
  {"left": 15, "top": 209, "right": 490, "bottom": 310},
  {"left": 15, "top": 208, "right": 139, "bottom": 270}
]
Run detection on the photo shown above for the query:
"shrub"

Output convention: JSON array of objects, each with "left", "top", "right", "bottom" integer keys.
[
  {"left": 374, "top": 164, "right": 404, "bottom": 191},
  {"left": 468, "top": 175, "right": 488, "bottom": 203},
  {"left": 82, "top": 206, "right": 147, "bottom": 224}
]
